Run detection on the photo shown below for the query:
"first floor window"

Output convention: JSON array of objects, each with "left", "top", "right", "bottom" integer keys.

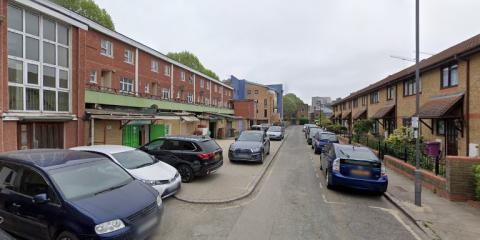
[
  {"left": 180, "top": 71, "right": 185, "bottom": 81},
  {"left": 200, "top": 79, "right": 204, "bottom": 88},
  {"left": 370, "top": 91, "right": 379, "bottom": 104},
  {"left": 43, "top": 90, "right": 56, "bottom": 111},
  {"left": 441, "top": 64, "right": 458, "bottom": 88},
  {"left": 101, "top": 40, "right": 113, "bottom": 57},
  {"left": 120, "top": 77, "right": 134, "bottom": 93},
  {"left": 89, "top": 70, "right": 97, "bottom": 83},
  {"left": 151, "top": 60, "right": 159, "bottom": 72},
  {"left": 164, "top": 65, "right": 171, "bottom": 76},
  {"left": 124, "top": 49, "right": 134, "bottom": 64},
  {"left": 387, "top": 86, "right": 394, "bottom": 100},
  {"left": 162, "top": 88, "right": 170, "bottom": 99},
  {"left": 404, "top": 79, "right": 421, "bottom": 96}
]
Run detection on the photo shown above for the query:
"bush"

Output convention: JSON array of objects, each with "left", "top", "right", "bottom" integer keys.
[
  {"left": 353, "top": 119, "right": 373, "bottom": 135},
  {"left": 326, "top": 124, "right": 347, "bottom": 134},
  {"left": 475, "top": 165, "right": 480, "bottom": 200},
  {"left": 299, "top": 118, "right": 309, "bottom": 125}
]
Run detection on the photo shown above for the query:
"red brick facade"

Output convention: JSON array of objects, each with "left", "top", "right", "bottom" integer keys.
[{"left": 233, "top": 100, "right": 255, "bottom": 120}]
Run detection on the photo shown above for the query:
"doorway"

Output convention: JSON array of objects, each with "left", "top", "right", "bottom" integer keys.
[{"left": 445, "top": 119, "right": 458, "bottom": 156}]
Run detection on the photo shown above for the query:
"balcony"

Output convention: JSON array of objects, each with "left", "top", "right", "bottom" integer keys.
[{"left": 85, "top": 84, "right": 234, "bottom": 115}]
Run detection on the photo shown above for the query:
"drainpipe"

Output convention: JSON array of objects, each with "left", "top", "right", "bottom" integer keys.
[
  {"left": 90, "top": 118, "right": 95, "bottom": 146},
  {"left": 170, "top": 64, "right": 174, "bottom": 100},
  {"left": 209, "top": 81, "right": 212, "bottom": 106},
  {"left": 135, "top": 48, "right": 139, "bottom": 95},
  {"left": 193, "top": 74, "right": 196, "bottom": 103},
  {"left": 466, "top": 58, "right": 470, "bottom": 156}
]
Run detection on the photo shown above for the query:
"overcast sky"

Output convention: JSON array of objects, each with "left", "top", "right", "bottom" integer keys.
[{"left": 95, "top": 0, "right": 480, "bottom": 104}]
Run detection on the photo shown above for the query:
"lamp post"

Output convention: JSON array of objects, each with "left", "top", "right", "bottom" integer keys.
[{"left": 414, "top": 0, "right": 422, "bottom": 206}]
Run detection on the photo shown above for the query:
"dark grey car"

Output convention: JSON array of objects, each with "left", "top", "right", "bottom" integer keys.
[{"left": 229, "top": 131, "right": 271, "bottom": 163}]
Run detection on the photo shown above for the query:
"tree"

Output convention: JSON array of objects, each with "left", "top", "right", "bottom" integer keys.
[
  {"left": 167, "top": 51, "right": 219, "bottom": 80},
  {"left": 317, "top": 113, "right": 331, "bottom": 127},
  {"left": 353, "top": 119, "right": 373, "bottom": 136},
  {"left": 50, "top": 0, "right": 115, "bottom": 30},
  {"left": 283, "top": 93, "right": 305, "bottom": 120}
]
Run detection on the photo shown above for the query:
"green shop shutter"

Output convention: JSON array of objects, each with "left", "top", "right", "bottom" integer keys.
[
  {"left": 122, "top": 125, "right": 141, "bottom": 147},
  {"left": 150, "top": 124, "right": 166, "bottom": 140}
]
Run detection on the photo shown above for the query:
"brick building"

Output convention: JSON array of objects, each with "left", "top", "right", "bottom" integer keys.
[
  {"left": 1, "top": 0, "right": 235, "bottom": 151},
  {"left": 332, "top": 33, "right": 480, "bottom": 157}
]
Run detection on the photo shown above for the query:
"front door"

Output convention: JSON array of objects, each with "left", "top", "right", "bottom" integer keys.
[
  {"left": 150, "top": 124, "right": 166, "bottom": 140},
  {"left": 122, "top": 125, "right": 141, "bottom": 147},
  {"left": 445, "top": 120, "right": 458, "bottom": 156}
]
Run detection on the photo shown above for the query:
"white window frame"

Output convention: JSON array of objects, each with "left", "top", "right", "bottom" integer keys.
[
  {"left": 144, "top": 83, "right": 149, "bottom": 93},
  {"left": 180, "top": 71, "right": 185, "bottom": 81},
  {"left": 200, "top": 79, "right": 204, "bottom": 88},
  {"left": 89, "top": 70, "right": 97, "bottom": 83},
  {"left": 187, "top": 93, "right": 193, "bottom": 103},
  {"left": 7, "top": 5, "right": 71, "bottom": 113},
  {"left": 151, "top": 60, "right": 158, "bottom": 72},
  {"left": 100, "top": 39, "right": 113, "bottom": 57},
  {"left": 162, "top": 88, "right": 170, "bottom": 99},
  {"left": 164, "top": 65, "right": 171, "bottom": 77},
  {"left": 124, "top": 49, "right": 134, "bottom": 64},
  {"left": 206, "top": 81, "right": 210, "bottom": 90},
  {"left": 120, "top": 77, "right": 134, "bottom": 93}
]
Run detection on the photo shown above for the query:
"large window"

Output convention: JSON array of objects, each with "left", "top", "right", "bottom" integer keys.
[
  {"left": 7, "top": 5, "right": 70, "bottom": 112},
  {"left": 441, "top": 65, "right": 458, "bottom": 88},
  {"left": 151, "top": 60, "right": 158, "bottom": 72},
  {"left": 370, "top": 91, "right": 379, "bottom": 104},
  {"left": 162, "top": 88, "right": 170, "bottom": 99},
  {"left": 120, "top": 77, "right": 134, "bottom": 93},
  {"left": 404, "top": 78, "right": 422, "bottom": 96},
  {"left": 124, "top": 49, "right": 134, "bottom": 64},
  {"left": 386, "top": 86, "right": 394, "bottom": 100},
  {"left": 164, "top": 65, "right": 171, "bottom": 77},
  {"left": 100, "top": 40, "right": 113, "bottom": 57}
]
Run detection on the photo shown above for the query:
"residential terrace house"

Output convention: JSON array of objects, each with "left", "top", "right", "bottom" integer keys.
[
  {"left": 332, "top": 34, "right": 480, "bottom": 157},
  {"left": 1, "top": 0, "right": 235, "bottom": 151}
]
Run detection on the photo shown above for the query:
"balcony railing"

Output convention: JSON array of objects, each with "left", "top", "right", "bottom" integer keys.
[{"left": 86, "top": 83, "right": 233, "bottom": 109}]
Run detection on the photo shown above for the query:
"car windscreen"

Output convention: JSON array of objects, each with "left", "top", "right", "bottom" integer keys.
[
  {"left": 200, "top": 140, "right": 221, "bottom": 152},
  {"left": 337, "top": 147, "right": 379, "bottom": 162},
  {"left": 320, "top": 133, "right": 338, "bottom": 142},
  {"left": 309, "top": 128, "right": 321, "bottom": 137},
  {"left": 238, "top": 132, "right": 263, "bottom": 142},
  {"left": 268, "top": 126, "right": 282, "bottom": 132},
  {"left": 49, "top": 158, "right": 133, "bottom": 201},
  {"left": 112, "top": 150, "right": 157, "bottom": 169}
]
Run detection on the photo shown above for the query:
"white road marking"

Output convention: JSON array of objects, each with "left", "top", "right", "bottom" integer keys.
[
  {"left": 322, "top": 194, "right": 346, "bottom": 205},
  {"left": 315, "top": 173, "right": 319, "bottom": 178},
  {"left": 368, "top": 206, "right": 423, "bottom": 240},
  {"left": 318, "top": 181, "right": 323, "bottom": 189}
]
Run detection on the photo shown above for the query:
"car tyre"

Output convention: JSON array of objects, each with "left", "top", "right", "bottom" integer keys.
[
  {"left": 57, "top": 231, "right": 79, "bottom": 240},
  {"left": 178, "top": 164, "right": 194, "bottom": 183},
  {"left": 326, "top": 169, "right": 334, "bottom": 190},
  {"left": 267, "top": 145, "right": 270, "bottom": 155}
]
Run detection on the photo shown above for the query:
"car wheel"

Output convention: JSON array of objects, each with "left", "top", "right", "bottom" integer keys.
[
  {"left": 259, "top": 153, "right": 264, "bottom": 163},
  {"left": 326, "top": 169, "right": 334, "bottom": 189},
  {"left": 57, "top": 232, "right": 79, "bottom": 240},
  {"left": 267, "top": 145, "right": 270, "bottom": 155},
  {"left": 320, "top": 160, "right": 323, "bottom": 170},
  {"left": 178, "top": 164, "right": 194, "bottom": 183}
]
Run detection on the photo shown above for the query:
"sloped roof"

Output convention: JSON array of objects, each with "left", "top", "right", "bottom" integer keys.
[
  {"left": 371, "top": 105, "right": 395, "bottom": 119},
  {"left": 419, "top": 93, "right": 464, "bottom": 119},
  {"left": 352, "top": 108, "right": 368, "bottom": 120}
]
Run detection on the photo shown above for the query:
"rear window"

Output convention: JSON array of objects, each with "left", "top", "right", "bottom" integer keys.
[
  {"left": 199, "top": 140, "right": 221, "bottom": 152},
  {"left": 336, "top": 147, "right": 378, "bottom": 161},
  {"left": 320, "top": 133, "right": 337, "bottom": 142}
]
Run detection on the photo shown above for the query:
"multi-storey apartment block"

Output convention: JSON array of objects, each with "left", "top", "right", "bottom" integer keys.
[
  {"left": 332, "top": 34, "right": 480, "bottom": 157},
  {"left": 0, "top": 0, "right": 236, "bottom": 151}
]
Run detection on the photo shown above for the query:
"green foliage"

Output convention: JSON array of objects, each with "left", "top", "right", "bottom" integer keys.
[
  {"left": 317, "top": 114, "right": 331, "bottom": 127},
  {"left": 475, "top": 165, "right": 480, "bottom": 200},
  {"left": 299, "top": 118, "right": 309, "bottom": 125},
  {"left": 167, "top": 51, "right": 219, "bottom": 80},
  {"left": 50, "top": 0, "right": 115, "bottom": 30},
  {"left": 384, "top": 127, "right": 417, "bottom": 146},
  {"left": 326, "top": 124, "right": 347, "bottom": 134},
  {"left": 283, "top": 93, "right": 304, "bottom": 119},
  {"left": 353, "top": 119, "right": 373, "bottom": 135}
]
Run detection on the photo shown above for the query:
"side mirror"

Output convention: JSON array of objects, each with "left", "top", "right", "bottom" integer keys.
[
  {"left": 235, "top": 137, "right": 238, "bottom": 141},
  {"left": 32, "top": 193, "right": 49, "bottom": 204}
]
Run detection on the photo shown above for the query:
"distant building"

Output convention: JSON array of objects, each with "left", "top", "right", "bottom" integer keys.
[{"left": 311, "top": 97, "right": 332, "bottom": 111}]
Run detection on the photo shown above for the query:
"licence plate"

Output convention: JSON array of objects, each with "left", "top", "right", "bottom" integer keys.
[
  {"left": 237, "top": 153, "right": 249, "bottom": 158},
  {"left": 137, "top": 216, "right": 158, "bottom": 235},
  {"left": 351, "top": 169, "right": 370, "bottom": 177}
]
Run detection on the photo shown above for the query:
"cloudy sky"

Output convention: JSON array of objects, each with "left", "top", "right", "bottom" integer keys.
[{"left": 95, "top": 0, "right": 480, "bottom": 104}]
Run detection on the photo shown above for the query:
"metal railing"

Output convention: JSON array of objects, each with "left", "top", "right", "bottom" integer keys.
[{"left": 351, "top": 134, "right": 446, "bottom": 177}]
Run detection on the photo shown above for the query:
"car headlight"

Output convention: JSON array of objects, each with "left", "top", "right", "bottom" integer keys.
[
  {"left": 141, "top": 179, "right": 156, "bottom": 186},
  {"left": 94, "top": 219, "right": 125, "bottom": 235},
  {"left": 156, "top": 195, "right": 163, "bottom": 207},
  {"left": 251, "top": 147, "right": 262, "bottom": 152}
]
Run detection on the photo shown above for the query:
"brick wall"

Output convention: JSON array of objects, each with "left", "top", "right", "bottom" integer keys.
[
  {"left": 446, "top": 156, "right": 480, "bottom": 201},
  {"left": 233, "top": 100, "right": 255, "bottom": 119}
]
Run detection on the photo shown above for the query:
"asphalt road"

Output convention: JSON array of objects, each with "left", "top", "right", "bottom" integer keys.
[{"left": 155, "top": 126, "right": 425, "bottom": 240}]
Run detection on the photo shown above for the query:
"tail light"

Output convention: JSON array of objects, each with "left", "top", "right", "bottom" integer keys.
[
  {"left": 381, "top": 164, "right": 387, "bottom": 177},
  {"left": 332, "top": 159, "right": 340, "bottom": 172},
  {"left": 197, "top": 152, "right": 215, "bottom": 160}
]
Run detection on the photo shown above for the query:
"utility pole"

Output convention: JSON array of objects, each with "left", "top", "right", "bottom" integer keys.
[{"left": 414, "top": 0, "right": 422, "bottom": 206}]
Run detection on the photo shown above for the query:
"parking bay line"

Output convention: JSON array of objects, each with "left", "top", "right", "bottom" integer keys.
[
  {"left": 322, "top": 194, "right": 346, "bottom": 205},
  {"left": 368, "top": 206, "right": 423, "bottom": 240}
]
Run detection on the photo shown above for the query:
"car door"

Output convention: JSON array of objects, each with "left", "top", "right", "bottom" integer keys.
[
  {"left": 0, "top": 161, "right": 22, "bottom": 235},
  {"left": 9, "top": 166, "right": 60, "bottom": 240},
  {"left": 321, "top": 144, "right": 332, "bottom": 171},
  {"left": 141, "top": 139, "right": 178, "bottom": 166},
  {"left": 175, "top": 141, "right": 199, "bottom": 162},
  {"left": 161, "top": 140, "right": 196, "bottom": 163}
]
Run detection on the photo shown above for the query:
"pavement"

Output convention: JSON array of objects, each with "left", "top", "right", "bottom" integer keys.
[
  {"left": 174, "top": 137, "right": 284, "bottom": 203},
  {"left": 386, "top": 168, "right": 480, "bottom": 240},
  {"left": 156, "top": 125, "right": 425, "bottom": 240}
]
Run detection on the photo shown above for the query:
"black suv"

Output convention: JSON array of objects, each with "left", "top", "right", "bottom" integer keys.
[{"left": 140, "top": 136, "right": 223, "bottom": 182}]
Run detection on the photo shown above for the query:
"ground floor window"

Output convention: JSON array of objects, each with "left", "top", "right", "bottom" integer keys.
[{"left": 18, "top": 122, "right": 64, "bottom": 150}]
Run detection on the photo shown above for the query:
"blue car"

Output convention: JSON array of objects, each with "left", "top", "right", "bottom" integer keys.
[
  {"left": 312, "top": 132, "right": 339, "bottom": 154},
  {"left": 0, "top": 149, "right": 163, "bottom": 240},
  {"left": 320, "top": 144, "right": 388, "bottom": 193}
]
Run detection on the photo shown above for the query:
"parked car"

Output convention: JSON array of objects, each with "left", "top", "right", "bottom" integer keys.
[
  {"left": 251, "top": 124, "right": 268, "bottom": 133},
  {"left": 320, "top": 144, "right": 388, "bottom": 193},
  {"left": 304, "top": 124, "right": 317, "bottom": 138},
  {"left": 312, "top": 132, "right": 339, "bottom": 154},
  {"left": 266, "top": 126, "right": 284, "bottom": 140},
  {"left": 140, "top": 136, "right": 223, "bottom": 183},
  {"left": 229, "top": 130, "right": 271, "bottom": 163},
  {"left": 307, "top": 127, "right": 322, "bottom": 145},
  {"left": 0, "top": 228, "right": 14, "bottom": 240},
  {"left": 0, "top": 149, "right": 163, "bottom": 240},
  {"left": 71, "top": 145, "right": 181, "bottom": 198}
]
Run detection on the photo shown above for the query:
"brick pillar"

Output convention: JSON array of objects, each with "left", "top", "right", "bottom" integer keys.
[{"left": 446, "top": 156, "right": 480, "bottom": 201}]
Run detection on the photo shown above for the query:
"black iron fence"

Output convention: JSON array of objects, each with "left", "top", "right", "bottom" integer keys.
[{"left": 351, "top": 134, "right": 446, "bottom": 177}]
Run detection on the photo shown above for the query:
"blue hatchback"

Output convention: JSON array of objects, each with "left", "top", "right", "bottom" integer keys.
[
  {"left": 312, "top": 132, "right": 339, "bottom": 154},
  {"left": 320, "top": 144, "right": 388, "bottom": 193},
  {"left": 0, "top": 149, "right": 163, "bottom": 240}
]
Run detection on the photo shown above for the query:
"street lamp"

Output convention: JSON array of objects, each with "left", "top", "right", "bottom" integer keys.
[{"left": 414, "top": 0, "right": 422, "bottom": 206}]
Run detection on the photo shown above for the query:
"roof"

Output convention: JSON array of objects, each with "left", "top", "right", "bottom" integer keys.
[
  {"left": 335, "top": 112, "right": 342, "bottom": 119},
  {"left": 26, "top": 0, "right": 232, "bottom": 90},
  {"left": 419, "top": 93, "right": 464, "bottom": 119},
  {"left": 0, "top": 149, "right": 104, "bottom": 168},
  {"left": 163, "top": 135, "right": 212, "bottom": 142},
  {"left": 371, "top": 105, "right": 396, "bottom": 119},
  {"left": 70, "top": 145, "right": 136, "bottom": 155},
  {"left": 352, "top": 108, "right": 368, "bottom": 120},
  {"left": 342, "top": 112, "right": 352, "bottom": 119},
  {"left": 332, "top": 33, "right": 480, "bottom": 105}
]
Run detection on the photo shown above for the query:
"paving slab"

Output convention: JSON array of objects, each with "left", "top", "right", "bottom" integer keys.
[{"left": 174, "top": 137, "right": 285, "bottom": 203}]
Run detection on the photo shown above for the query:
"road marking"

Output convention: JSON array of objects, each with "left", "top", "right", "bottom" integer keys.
[
  {"left": 318, "top": 181, "right": 323, "bottom": 189},
  {"left": 322, "top": 194, "right": 346, "bottom": 205},
  {"left": 368, "top": 206, "right": 423, "bottom": 240},
  {"left": 315, "top": 173, "right": 319, "bottom": 178}
]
